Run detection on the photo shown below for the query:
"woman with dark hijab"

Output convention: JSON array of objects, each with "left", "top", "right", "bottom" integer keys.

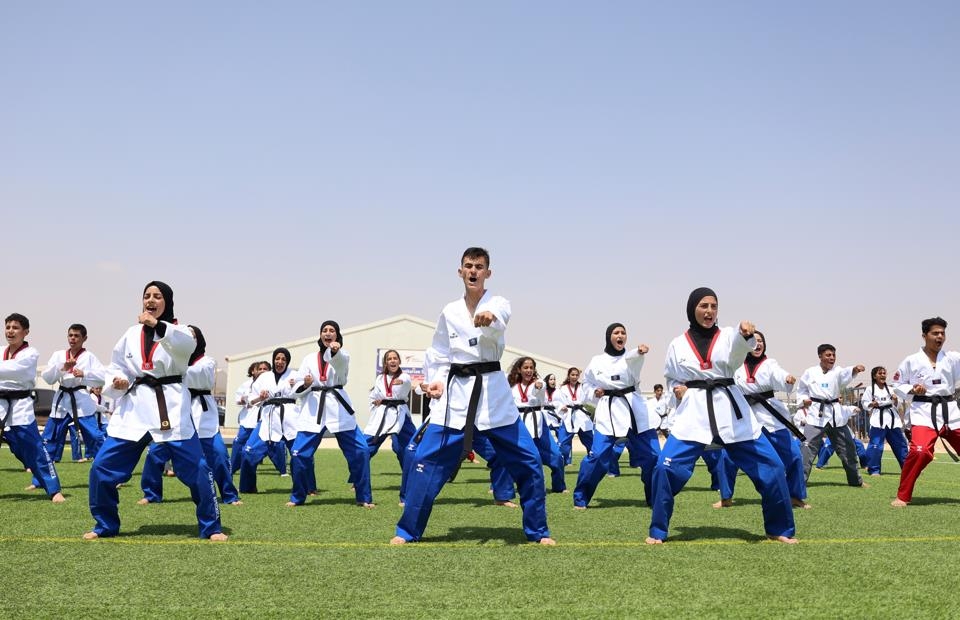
[
  {"left": 573, "top": 323, "right": 660, "bottom": 509},
  {"left": 239, "top": 346, "right": 302, "bottom": 493},
  {"left": 646, "top": 287, "right": 796, "bottom": 544},
  {"left": 85, "top": 281, "right": 225, "bottom": 541}
]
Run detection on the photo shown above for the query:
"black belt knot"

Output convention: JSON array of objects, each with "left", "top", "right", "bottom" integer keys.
[
  {"left": 260, "top": 397, "right": 296, "bottom": 425},
  {"left": 744, "top": 390, "right": 805, "bottom": 441},
  {"left": 372, "top": 398, "right": 407, "bottom": 440},
  {"left": 913, "top": 393, "right": 955, "bottom": 430},
  {"left": 441, "top": 361, "right": 502, "bottom": 481},
  {"left": 189, "top": 388, "right": 213, "bottom": 412},
  {"left": 129, "top": 375, "right": 182, "bottom": 430},
  {"left": 55, "top": 385, "right": 86, "bottom": 425},
  {"left": 310, "top": 384, "right": 355, "bottom": 424},
  {"left": 685, "top": 378, "right": 741, "bottom": 445}
]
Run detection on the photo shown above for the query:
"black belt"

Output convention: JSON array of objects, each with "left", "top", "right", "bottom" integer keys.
[
  {"left": 685, "top": 378, "right": 741, "bottom": 445},
  {"left": 871, "top": 403, "right": 896, "bottom": 428},
  {"left": 604, "top": 386, "right": 637, "bottom": 437},
  {"left": 438, "top": 360, "right": 502, "bottom": 481},
  {"left": 0, "top": 389, "right": 33, "bottom": 445},
  {"left": 260, "top": 397, "right": 296, "bottom": 425},
  {"left": 128, "top": 375, "right": 182, "bottom": 431},
  {"left": 745, "top": 390, "right": 805, "bottom": 442},
  {"left": 189, "top": 388, "right": 212, "bottom": 412},
  {"left": 811, "top": 397, "right": 841, "bottom": 427},
  {"left": 54, "top": 385, "right": 85, "bottom": 425},
  {"left": 913, "top": 394, "right": 954, "bottom": 430},
  {"left": 542, "top": 404, "right": 562, "bottom": 423},
  {"left": 373, "top": 398, "right": 407, "bottom": 440},
  {"left": 519, "top": 405, "right": 542, "bottom": 439},
  {"left": 311, "top": 385, "right": 355, "bottom": 424}
]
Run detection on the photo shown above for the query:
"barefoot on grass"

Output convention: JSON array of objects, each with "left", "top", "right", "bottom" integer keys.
[
  {"left": 136, "top": 498, "right": 152, "bottom": 505},
  {"left": 645, "top": 537, "right": 663, "bottom": 545},
  {"left": 791, "top": 499, "right": 811, "bottom": 510},
  {"left": 494, "top": 500, "right": 518, "bottom": 509},
  {"left": 768, "top": 535, "right": 799, "bottom": 544},
  {"left": 389, "top": 536, "right": 407, "bottom": 545},
  {"left": 573, "top": 505, "right": 587, "bottom": 511},
  {"left": 891, "top": 498, "right": 908, "bottom": 508},
  {"left": 285, "top": 501, "right": 299, "bottom": 507},
  {"left": 712, "top": 499, "right": 733, "bottom": 509},
  {"left": 82, "top": 531, "right": 99, "bottom": 540},
  {"left": 359, "top": 502, "right": 376, "bottom": 509},
  {"left": 209, "top": 533, "right": 228, "bottom": 542},
  {"left": 24, "top": 484, "right": 37, "bottom": 491},
  {"left": 538, "top": 537, "right": 557, "bottom": 546},
  {"left": 51, "top": 492, "right": 66, "bottom": 503}
]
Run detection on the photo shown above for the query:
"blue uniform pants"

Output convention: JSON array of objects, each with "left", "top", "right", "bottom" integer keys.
[
  {"left": 574, "top": 428, "right": 660, "bottom": 507},
  {"left": 649, "top": 434, "right": 795, "bottom": 541},
  {"left": 238, "top": 425, "right": 292, "bottom": 493},
  {"left": 44, "top": 416, "right": 103, "bottom": 462},
  {"left": 865, "top": 427, "right": 908, "bottom": 474},
  {"left": 144, "top": 435, "right": 240, "bottom": 504},
  {"left": 471, "top": 432, "right": 517, "bottom": 501},
  {"left": 701, "top": 448, "right": 738, "bottom": 500},
  {"left": 230, "top": 426, "right": 255, "bottom": 474},
  {"left": 289, "top": 428, "right": 371, "bottom": 505},
  {"left": 396, "top": 419, "right": 550, "bottom": 543},
  {"left": 557, "top": 426, "right": 593, "bottom": 466},
  {"left": 8, "top": 422, "right": 62, "bottom": 496},
  {"left": 88, "top": 433, "right": 222, "bottom": 538},
  {"left": 365, "top": 417, "right": 417, "bottom": 503}
]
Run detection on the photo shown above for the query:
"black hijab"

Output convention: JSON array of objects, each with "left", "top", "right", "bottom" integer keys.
[
  {"left": 744, "top": 330, "right": 766, "bottom": 374},
  {"left": 188, "top": 325, "right": 206, "bottom": 365},
  {"left": 142, "top": 280, "right": 175, "bottom": 345},
  {"left": 686, "top": 287, "right": 719, "bottom": 362},
  {"left": 272, "top": 347, "right": 291, "bottom": 383},
  {"left": 317, "top": 320, "right": 343, "bottom": 352},
  {"left": 604, "top": 322, "right": 626, "bottom": 357}
]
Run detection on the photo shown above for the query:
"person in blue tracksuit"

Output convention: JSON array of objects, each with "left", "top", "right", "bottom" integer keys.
[
  {"left": 573, "top": 322, "right": 659, "bottom": 508},
  {"left": 391, "top": 247, "right": 554, "bottom": 545},
  {"left": 647, "top": 287, "right": 796, "bottom": 545},
  {"left": 861, "top": 366, "right": 908, "bottom": 476},
  {"left": 84, "top": 281, "right": 224, "bottom": 541}
]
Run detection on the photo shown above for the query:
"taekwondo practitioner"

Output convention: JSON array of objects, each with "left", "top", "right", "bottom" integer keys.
[
  {"left": 391, "top": 247, "right": 555, "bottom": 545},
  {"left": 1, "top": 313, "right": 65, "bottom": 502},
  {"left": 289, "top": 320, "right": 373, "bottom": 508},
  {"left": 647, "top": 287, "right": 796, "bottom": 545},
  {"left": 239, "top": 348, "right": 301, "bottom": 493},
  {"left": 648, "top": 384, "right": 674, "bottom": 439},
  {"left": 84, "top": 282, "right": 224, "bottom": 540},
  {"left": 509, "top": 357, "right": 566, "bottom": 493},
  {"left": 232, "top": 360, "right": 285, "bottom": 475},
  {"left": 861, "top": 366, "right": 908, "bottom": 476},
  {"left": 797, "top": 344, "right": 866, "bottom": 487},
  {"left": 140, "top": 326, "right": 240, "bottom": 505},
  {"left": 891, "top": 317, "right": 960, "bottom": 507},
  {"left": 364, "top": 349, "right": 417, "bottom": 506},
  {"left": 40, "top": 323, "right": 106, "bottom": 464},
  {"left": 734, "top": 330, "right": 809, "bottom": 509},
  {"left": 573, "top": 323, "right": 659, "bottom": 508},
  {"left": 556, "top": 367, "right": 594, "bottom": 467}
]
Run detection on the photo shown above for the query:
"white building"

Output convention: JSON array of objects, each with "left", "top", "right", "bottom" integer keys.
[{"left": 223, "top": 314, "right": 576, "bottom": 430}]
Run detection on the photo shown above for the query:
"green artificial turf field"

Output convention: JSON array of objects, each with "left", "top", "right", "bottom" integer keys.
[{"left": 1, "top": 448, "right": 958, "bottom": 618}]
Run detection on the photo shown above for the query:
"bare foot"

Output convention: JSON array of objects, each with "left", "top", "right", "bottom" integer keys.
[
  {"left": 285, "top": 501, "right": 299, "bottom": 507},
  {"left": 858, "top": 481, "right": 870, "bottom": 488},
  {"left": 209, "top": 533, "right": 228, "bottom": 542},
  {"left": 768, "top": 535, "right": 799, "bottom": 544},
  {"left": 495, "top": 500, "right": 518, "bottom": 509},
  {"left": 560, "top": 489, "right": 570, "bottom": 494},
  {"left": 359, "top": 502, "right": 376, "bottom": 509},
  {"left": 24, "top": 484, "right": 37, "bottom": 491},
  {"left": 51, "top": 492, "right": 66, "bottom": 503},
  {"left": 538, "top": 537, "right": 557, "bottom": 546},
  {"left": 791, "top": 499, "right": 811, "bottom": 510},
  {"left": 645, "top": 537, "right": 663, "bottom": 545},
  {"left": 227, "top": 500, "right": 243, "bottom": 506},
  {"left": 398, "top": 501, "right": 405, "bottom": 508},
  {"left": 82, "top": 531, "right": 99, "bottom": 540},
  {"left": 136, "top": 498, "right": 151, "bottom": 505},
  {"left": 870, "top": 473, "right": 881, "bottom": 477},
  {"left": 165, "top": 471, "right": 176, "bottom": 477},
  {"left": 389, "top": 536, "right": 407, "bottom": 545},
  {"left": 573, "top": 505, "right": 587, "bottom": 511},
  {"left": 891, "top": 498, "right": 908, "bottom": 507},
  {"left": 712, "top": 499, "right": 733, "bottom": 509},
  {"left": 308, "top": 491, "right": 318, "bottom": 496}
]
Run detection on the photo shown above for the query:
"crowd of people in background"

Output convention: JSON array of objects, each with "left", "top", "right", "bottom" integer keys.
[{"left": 3, "top": 248, "right": 959, "bottom": 546}]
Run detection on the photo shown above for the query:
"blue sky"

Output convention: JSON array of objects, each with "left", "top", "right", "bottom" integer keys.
[{"left": 3, "top": 2, "right": 958, "bottom": 385}]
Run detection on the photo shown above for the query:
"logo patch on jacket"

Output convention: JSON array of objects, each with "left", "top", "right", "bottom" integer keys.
[{"left": 468, "top": 337, "right": 478, "bottom": 346}]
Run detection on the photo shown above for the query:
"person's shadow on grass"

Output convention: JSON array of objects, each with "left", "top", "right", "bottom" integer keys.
[
  {"left": 430, "top": 526, "right": 529, "bottom": 545},
  {"left": 132, "top": 524, "right": 234, "bottom": 537},
  {"left": 669, "top": 525, "right": 767, "bottom": 543}
]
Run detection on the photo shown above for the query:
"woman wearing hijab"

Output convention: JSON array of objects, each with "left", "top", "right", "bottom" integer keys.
[
  {"left": 289, "top": 320, "right": 374, "bottom": 508},
  {"left": 85, "top": 281, "right": 225, "bottom": 541},
  {"left": 860, "top": 366, "right": 908, "bottom": 476},
  {"left": 140, "top": 326, "right": 241, "bottom": 505},
  {"left": 573, "top": 323, "right": 659, "bottom": 509},
  {"left": 239, "top": 346, "right": 302, "bottom": 494},
  {"left": 646, "top": 288, "right": 796, "bottom": 544},
  {"left": 733, "top": 330, "right": 809, "bottom": 509}
]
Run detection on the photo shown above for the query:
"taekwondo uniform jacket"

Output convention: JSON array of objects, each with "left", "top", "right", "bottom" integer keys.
[
  {"left": 582, "top": 348, "right": 654, "bottom": 438},
  {"left": 295, "top": 348, "right": 356, "bottom": 434},
  {"left": 364, "top": 372, "right": 412, "bottom": 438},
  {"left": 41, "top": 349, "right": 106, "bottom": 420}
]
